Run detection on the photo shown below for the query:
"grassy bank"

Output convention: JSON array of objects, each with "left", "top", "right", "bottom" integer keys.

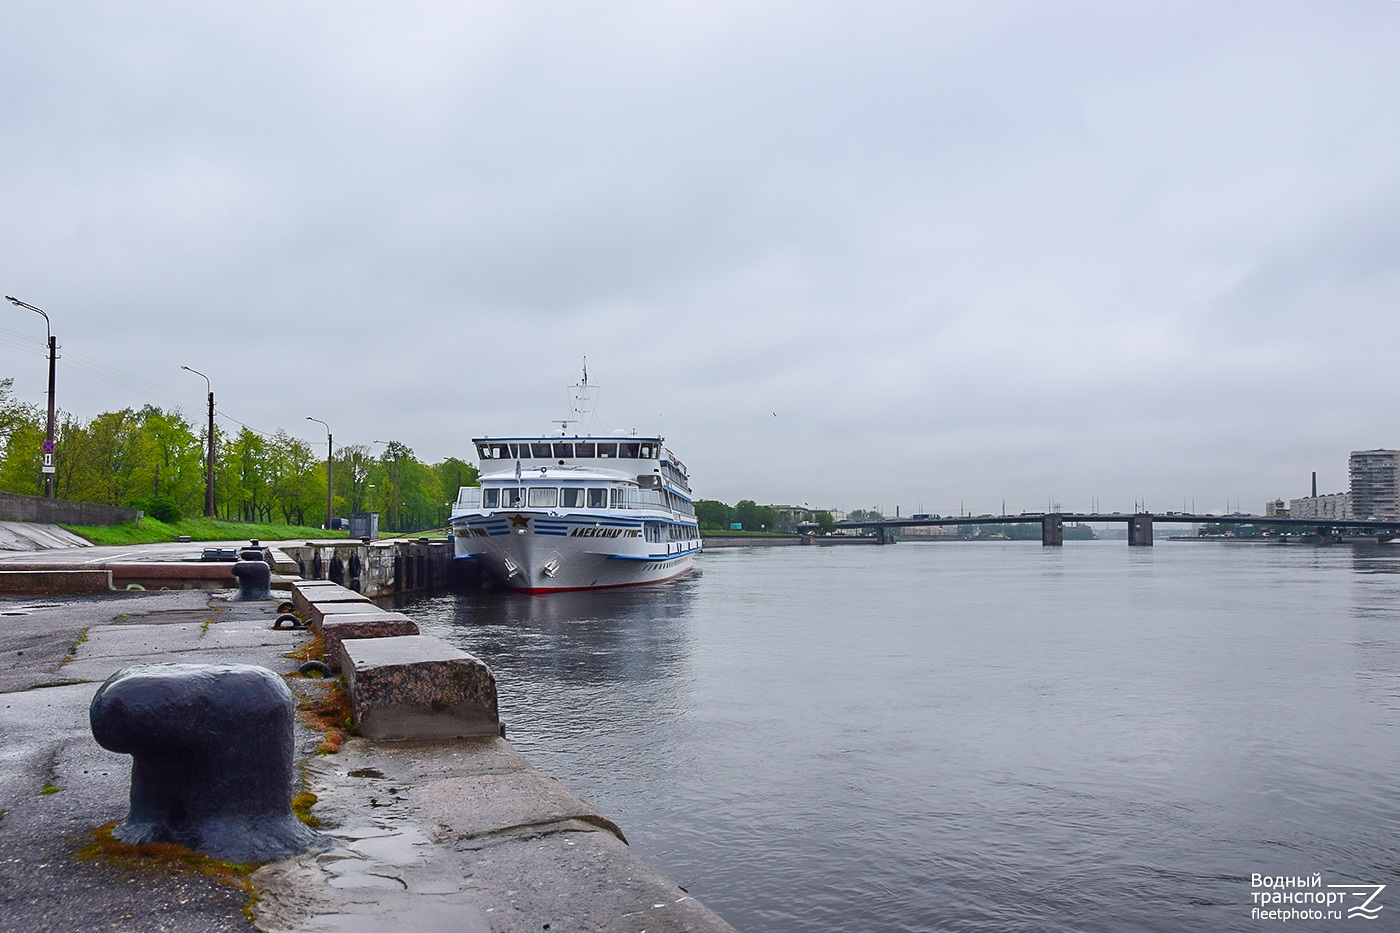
[{"left": 61, "top": 517, "right": 351, "bottom": 547}]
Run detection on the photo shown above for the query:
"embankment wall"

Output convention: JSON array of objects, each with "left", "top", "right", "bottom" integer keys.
[{"left": 0, "top": 491, "right": 139, "bottom": 526}]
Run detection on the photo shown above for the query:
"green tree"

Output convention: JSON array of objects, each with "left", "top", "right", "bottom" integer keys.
[
  {"left": 376, "top": 440, "right": 417, "bottom": 531},
  {"left": 65, "top": 409, "right": 145, "bottom": 506},
  {"left": 0, "top": 378, "right": 486, "bottom": 531},
  {"left": 0, "top": 379, "right": 44, "bottom": 495},
  {"left": 49, "top": 412, "right": 82, "bottom": 500},
  {"left": 129, "top": 406, "right": 204, "bottom": 515},
  {"left": 814, "top": 510, "right": 836, "bottom": 534},
  {"left": 221, "top": 427, "right": 273, "bottom": 522},
  {"left": 397, "top": 456, "right": 439, "bottom": 532},
  {"left": 734, "top": 499, "right": 776, "bottom": 532},
  {"left": 265, "top": 430, "right": 320, "bottom": 526},
  {"left": 433, "top": 457, "right": 479, "bottom": 524},
  {"left": 334, "top": 444, "right": 375, "bottom": 514},
  {"left": 694, "top": 499, "right": 734, "bottom": 529}
]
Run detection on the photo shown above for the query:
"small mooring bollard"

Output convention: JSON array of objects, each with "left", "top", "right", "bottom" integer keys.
[
  {"left": 89, "top": 662, "right": 328, "bottom": 862},
  {"left": 231, "top": 558, "right": 273, "bottom": 600}
]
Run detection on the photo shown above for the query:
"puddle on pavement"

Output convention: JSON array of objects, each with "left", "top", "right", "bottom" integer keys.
[
  {"left": 0, "top": 603, "right": 61, "bottom": 616},
  {"left": 345, "top": 826, "right": 432, "bottom": 866},
  {"left": 112, "top": 609, "right": 224, "bottom": 625},
  {"left": 323, "top": 860, "right": 407, "bottom": 891}
]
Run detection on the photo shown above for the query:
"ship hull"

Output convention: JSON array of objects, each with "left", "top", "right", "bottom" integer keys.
[{"left": 451, "top": 510, "right": 700, "bottom": 593}]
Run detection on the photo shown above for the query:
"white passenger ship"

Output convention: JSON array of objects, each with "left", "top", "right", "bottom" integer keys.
[{"left": 449, "top": 433, "right": 703, "bottom": 593}]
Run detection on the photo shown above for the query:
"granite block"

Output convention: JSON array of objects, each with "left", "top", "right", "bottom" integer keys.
[
  {"left": 340, "top": 635, "right": 498, "bottom": 740},
  {"left": 309, "top": 599, "right": 384, "bottom": 626},
  {"left": 317, "top": 612, "right": 420, "bottom": 671},
  {"left": 287, "top": 577, "right": 352, "bottom": 613}
]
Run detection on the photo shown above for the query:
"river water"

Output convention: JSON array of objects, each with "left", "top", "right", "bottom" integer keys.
[{"left": 402, "top": 540, "right": 1400, "bottom": 932}]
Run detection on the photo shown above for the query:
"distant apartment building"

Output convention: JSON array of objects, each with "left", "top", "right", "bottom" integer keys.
[
  {"left": 1349, "top": 449, "right": 1400, "bottom": 521},
  {"left": 902, "top": 522, "right": 959, "bottom": 538},
  {"left": 1264, "top": 499, "right": 1288, "bottom": 518},
  {"left": 1289, "top": 492, "right": 1352, "bottom": 521}
]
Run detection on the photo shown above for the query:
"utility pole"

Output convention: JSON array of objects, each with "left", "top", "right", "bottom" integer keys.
[
  {"left": 5, "top": 296, "right": 57, "bottom": 498},
  {"left": 181, "top": 366, "right": 216, "bottom": 517},
  {"left": 306, "top": 417, "right": 333, "bottom": 530}
]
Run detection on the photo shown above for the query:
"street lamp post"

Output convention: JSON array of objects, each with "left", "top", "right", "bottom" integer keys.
[
  {"left": 5, "top": 296, "right": 57, "bottom": 499},
  {"left": 306, "top": 417, "right": 333, "bottom": 531},
  {"left": 180, "top": 365, "right": 216, "bottom": 517}
]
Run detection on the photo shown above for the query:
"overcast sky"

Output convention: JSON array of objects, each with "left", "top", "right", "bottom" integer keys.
[{"left": 3, "top": 1, "right": 1398, "bottom": 515}]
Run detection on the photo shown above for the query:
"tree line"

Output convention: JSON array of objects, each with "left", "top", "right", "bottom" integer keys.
[
  {"left": 695, "top": 499, "right": 837, "bottom": 534},
  {"left": 0, "top": 379, "right": 477, "bottom": 532}
]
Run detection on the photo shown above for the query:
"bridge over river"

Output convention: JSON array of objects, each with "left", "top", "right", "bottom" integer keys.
[{"left": 834, "top": 512, "right": 1400, "bottom": 546}]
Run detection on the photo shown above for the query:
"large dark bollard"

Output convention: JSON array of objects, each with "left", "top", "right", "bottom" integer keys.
[
  {"left": 89, "top": 663, "right": 328, "bottom": 862},
  {"left": 231, "top": 559, "right": 273, "bottom": 600}
]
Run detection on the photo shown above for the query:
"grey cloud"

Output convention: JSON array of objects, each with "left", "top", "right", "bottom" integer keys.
[{"left": 3, "top": 1, "right": 1397, "bottom": 514}]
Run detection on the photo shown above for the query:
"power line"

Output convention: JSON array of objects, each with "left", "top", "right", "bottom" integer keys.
[
  {"left": 4, "top": 321, "right": 295, "bottom": 442},
  {"left": 214, "top": 409, "right": 280, "bottom": 440},
  {"left": 1, "top": 323, "right": 196, "bottom": 411},
  {"left": 0, "top": 323, "right": 45, "bottom": 351}
]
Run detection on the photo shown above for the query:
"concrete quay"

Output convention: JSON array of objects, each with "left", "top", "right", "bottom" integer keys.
[
  {"left": 0, "top": 531, "right": 465, "bottom": 599},
  {"left": 0, "top": 585, "right": 736, "bottom": 931}
]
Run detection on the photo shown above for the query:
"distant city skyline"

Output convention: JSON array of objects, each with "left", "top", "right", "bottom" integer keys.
[{"left": 4, "top": 2, "right": 1398, "bottom": 514}]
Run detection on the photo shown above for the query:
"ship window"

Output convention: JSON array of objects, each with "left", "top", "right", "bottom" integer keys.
[
  {"left": 553, "top": 442, "right": 573, "bottom": 458},
  {"left": 561, "top": 487, "right": 584, "bottom": 508},
  {"left": 587, "top": 488, "right": 607, "bottom": 508},
  {"left": 502, "top": 488, "right": 523, "bottom": 508},
  {"left": 596, "top": 442, "right": 617, "bottom": 458},
  {"left": 609, "top": 488, "right": 624, "bottom": 508},
  {"left": 528, "top": 487, "right": 558, "bottom": 508},
  {"left": 639, "top": 444, "right": 654, "bottom": 459},
  {"left": 503, "top": 443, "right": 519, "bottom": 459},
  {"left": 531, "top": 443, "right": 552, "bottom": 458},
  {"left": 477, "top": 443, "right": 493, "bottom": 459},
  {"left": 620, "top": 442, "right": 640, "bottom": 458},
  {"left": 482, "top": 488, "right": 499, "bottom": 508},
  {"left": 575, "top": 442, "right": 595, "bottom": 457}
]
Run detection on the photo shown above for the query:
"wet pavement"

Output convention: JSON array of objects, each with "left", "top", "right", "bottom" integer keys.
[
  {"left": 0, "top": 585, "right": 736, "bottom": 933},
  {"left": 0, "top": 591, "right": 298, "bottom": 932}
]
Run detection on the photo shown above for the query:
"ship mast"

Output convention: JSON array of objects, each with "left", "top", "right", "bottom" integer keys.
[{"left": 567, "top": 357, "right": 600, "bottom": 434}]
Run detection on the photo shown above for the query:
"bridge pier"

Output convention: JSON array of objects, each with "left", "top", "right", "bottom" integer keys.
[
  {"left": 1041, "top": 514, "right": 1063, "bottom": 546},
  {"left": 1128, "top": 514, "right": 1153, "bottom": 546}
]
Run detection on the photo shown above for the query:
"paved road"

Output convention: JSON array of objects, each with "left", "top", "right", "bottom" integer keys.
[
  {"left": 1, "top": 582, "right": 737, "bottom": 933},
  {"left": 0, "top": 591, "right": 306, "bottom": 932}
]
